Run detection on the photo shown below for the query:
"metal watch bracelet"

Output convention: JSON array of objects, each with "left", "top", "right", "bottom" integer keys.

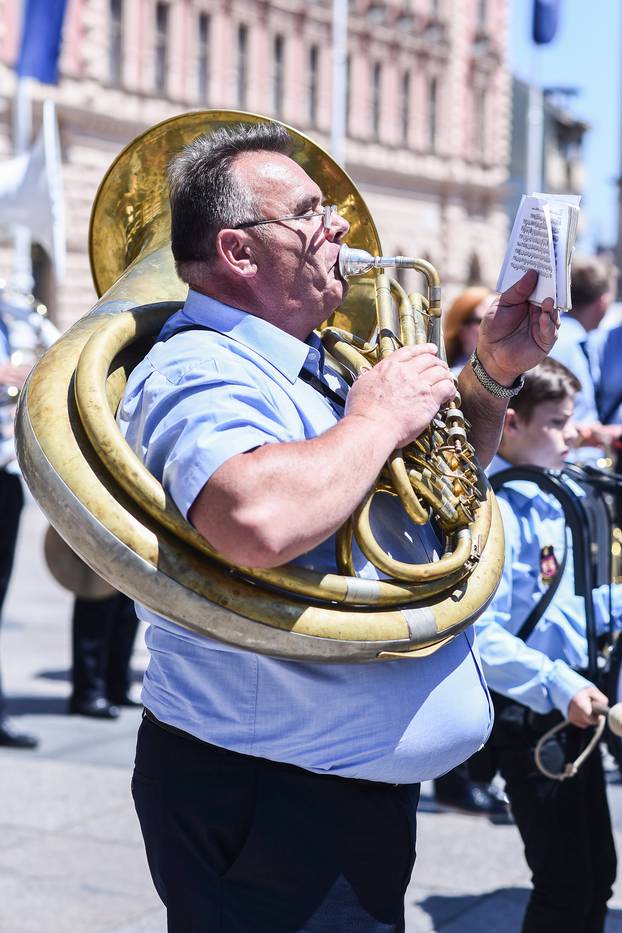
[{"left": 469, "top": 350, "right": 525, "bottom": 399}]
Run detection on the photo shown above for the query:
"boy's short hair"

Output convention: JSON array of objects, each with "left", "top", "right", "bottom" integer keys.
[
  {"left": 571, "top": 254, "right": 615, "bottom": 308},
  {"left": 511, "top": 358, "right": 580, "bottom": 423}
]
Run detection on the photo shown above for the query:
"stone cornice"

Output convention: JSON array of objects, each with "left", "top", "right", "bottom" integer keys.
[{"left": 350, "top": 166, "right": 509, "bottom": 204}]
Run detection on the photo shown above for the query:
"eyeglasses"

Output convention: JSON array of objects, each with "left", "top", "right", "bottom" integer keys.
[{"left": 235, "top": 204, "right": 338, "bottom": 230}]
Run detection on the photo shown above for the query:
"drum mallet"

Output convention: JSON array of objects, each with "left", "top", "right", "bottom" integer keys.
[
  {"left": 592, "top": 702, "right": 622, "bottom": 737},
  {"left": 535, "top": 702, "right": 622, "bottom": 781}
]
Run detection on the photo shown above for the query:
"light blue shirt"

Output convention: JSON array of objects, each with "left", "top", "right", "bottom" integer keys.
[
  {"left": 475, "top": 455, "right": 620, "bottom": 716},
  {"left": 591, "top": 323, "right": 622, "bottom": 425},
  {"left": 118, "top": 288, "right": 492, "bottom": 783},
  {"left": 549, "top": 315, "right": 599, "bottom": 424}
]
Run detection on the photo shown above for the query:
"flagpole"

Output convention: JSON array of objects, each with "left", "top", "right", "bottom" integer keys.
[
  {"left": 12, "top": 77, "right": 34, "bottom": 295},
  {"left": 331, "top": 0, "right": 348, "bottom": 167},
  {"left": 526, "top": 46, "right": 543, "bottom": 194}
]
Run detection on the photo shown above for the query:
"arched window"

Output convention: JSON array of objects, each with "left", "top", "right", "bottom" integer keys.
[
  {"left": 467, "top": 253, "right": 482, "bottom": 285},
  {"left": 308, "top": 45, "right": 319, "bottom": 125},
  {"left": 236, "top": 24, "right": 249, "bottom": 109},
  {"left": 472, "top": 85, "right": 486, "bottom": 160},
  {"left": 197, "top": 12, "right": 211, "bottom": 102},
  {"left": 401, "top": 71, "right": 410, "bottom": 145},
  {"left": 272, "top": 35, "right": 285, "bottom": 117},
  {"left": 371, "top": 62, "right": 382, "bottom": 138},
  {"left": 154, "top": 2, "right": 169, "bottom": 95},
  {"left": 345, "top": 55, "right": 351, "bottom": 134},
  {"left": 428, "top": 76, "right": 438, "bottom": 150},
  {"left": 109, "top": 0, "right": 123, "bottom": 85}
]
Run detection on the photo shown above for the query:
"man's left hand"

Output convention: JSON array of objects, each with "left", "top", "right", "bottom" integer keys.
[{"left": 476, "top": 269, "right": 559, "bottom": 387}]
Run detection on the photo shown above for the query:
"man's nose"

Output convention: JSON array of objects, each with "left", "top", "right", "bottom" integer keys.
[{"left": 326, "top": 211, "right": 349, "bottom": 241}]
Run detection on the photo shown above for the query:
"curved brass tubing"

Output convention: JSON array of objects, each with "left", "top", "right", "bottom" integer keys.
[{"left": 74, "top": 304, "right": 494, "bottom": 612}]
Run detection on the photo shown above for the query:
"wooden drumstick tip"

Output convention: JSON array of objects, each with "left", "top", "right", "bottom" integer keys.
[{"left": 592, "top": 702, "right": 622, "bottom": 737}]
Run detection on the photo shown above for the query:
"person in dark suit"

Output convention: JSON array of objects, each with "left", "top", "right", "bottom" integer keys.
[{"left": 69, "top": 591, "right": 140, "bottom": 718}]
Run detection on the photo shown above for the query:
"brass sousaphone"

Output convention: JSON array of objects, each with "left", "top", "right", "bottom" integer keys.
[{"left": 15, "top": 111, "right": 504, "bottom": 662}]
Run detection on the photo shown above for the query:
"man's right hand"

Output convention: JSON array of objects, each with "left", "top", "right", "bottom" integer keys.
[
  {"left": 567, "top": 685, "right": 609, "bottom": 728},
  {"left": 344, "top": 344, "right": 456, "bottom": 448}
]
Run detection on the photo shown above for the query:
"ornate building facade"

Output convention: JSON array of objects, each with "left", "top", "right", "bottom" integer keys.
[{"left": 0, "top": 0, "right": 510, "bottom": 330}]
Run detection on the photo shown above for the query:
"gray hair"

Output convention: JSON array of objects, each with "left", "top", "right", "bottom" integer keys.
[{"left": 168, "top": 122, "right": 294, "bottom": 272}]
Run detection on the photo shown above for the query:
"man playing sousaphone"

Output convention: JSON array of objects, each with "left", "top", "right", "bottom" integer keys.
[{"left": 119, "top": 121, "right": 558, "bottom": 931}]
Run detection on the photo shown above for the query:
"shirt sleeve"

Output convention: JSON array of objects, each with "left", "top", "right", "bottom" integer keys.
[
  {"left": 475, "top": 496, "right": 591, "bottom": 716},
  {"left": 593, "top": 581, "right": 622, "bottom": 635},
  {"left": 138, "top": 355, "right": 299, "bottom": 518}
]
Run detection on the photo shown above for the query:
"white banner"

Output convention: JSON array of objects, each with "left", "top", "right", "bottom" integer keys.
[{"left": 0, "top": 100, "right": 65, "bottom": 281}]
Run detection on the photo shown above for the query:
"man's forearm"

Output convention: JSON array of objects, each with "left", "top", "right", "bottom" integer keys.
[
  {"left": 457, "top": 362, "right": 509, "bottom": 468},
  {"left": 190, "top": 412, "right": 399, "bottom": 568}
]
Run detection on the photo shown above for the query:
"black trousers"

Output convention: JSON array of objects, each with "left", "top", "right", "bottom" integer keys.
[
  {"left": 491, "top": 695, "right": 617, "bottom": 933},
  {"left": 132, "top": 713, "right": 421, "bottom": 933},
  {"left": 71, "top": 592, "right": 139, "bottom": 703},
  {"left": 0, "top": 471, "right": 24, "bottom": 721}
]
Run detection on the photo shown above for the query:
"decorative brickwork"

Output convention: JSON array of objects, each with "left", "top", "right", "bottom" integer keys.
[{"left": 0, "top": 0, "right": 510, "bottom": 329}]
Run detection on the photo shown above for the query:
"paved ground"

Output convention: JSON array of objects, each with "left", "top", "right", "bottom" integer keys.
[{"left": 2, "top": 502, "right": 622, "bottom": 931}]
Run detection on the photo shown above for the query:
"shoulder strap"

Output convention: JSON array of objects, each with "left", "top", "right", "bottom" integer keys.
[
  {"left": 515, "top": 540, "right": 568, "bottom": 643},
  {"left": 298, "top": 369, "right": 346, "bottom": 409}
]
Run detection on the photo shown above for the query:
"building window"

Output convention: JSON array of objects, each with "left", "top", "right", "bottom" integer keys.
[
  {"left": 345, "top": 55, "right": 351, "bottom": 134},
  {"left": 109, "top": 0, "right": 123, "bottom": 84},
  {"left": 428, "top": 76, "right": 438, "bottom": 150},
  {"left": 308, "top": 45, "right": 319, "bottom": 125},
  {"left": 472, "top": 85, "right": 486, "bottom": 159},
  {"left": 197, "top": 12, "right": 210, "bottom": 102},
  {"left": 236, "top": 24, "right": 248, "bottom": 109},
  {"left": 154, "top": 2, "right": 169, "bottom": 95},
  {"left": 371, "top": 61, "right": 381, "bottom": 137},
  {"left": 400, "top": 71, "right": 410, "bottom": 144},
  {"left": 272, "top": 34, "right": 285, "bottom": 116},
  {"left": 467, "top": 253, "right": 482, "bottom": 285},
  {"left": 477, "top": 0, "right": 487, "bottom": 30}
]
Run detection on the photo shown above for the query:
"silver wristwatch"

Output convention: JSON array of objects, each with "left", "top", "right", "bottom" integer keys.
[{"left": 469, "top": 350, "right": 525, "bottom": 399}]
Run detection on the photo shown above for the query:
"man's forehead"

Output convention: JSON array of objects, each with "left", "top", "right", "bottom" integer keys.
[{"left": 235, "top": 150, "right": 320, "bottom": 200}]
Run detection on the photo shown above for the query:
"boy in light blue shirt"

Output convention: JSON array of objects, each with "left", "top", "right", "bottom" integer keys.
[{"left": 477, "top": 358, "right": 618, "bottom": 932}]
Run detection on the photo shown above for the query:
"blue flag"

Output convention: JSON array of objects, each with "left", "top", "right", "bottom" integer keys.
[
  {"left": 532, "top": 0, "right": 560, "bottom": 45},
  {"left": 16, "top": 0, "right": 68, "bottom": 85}
]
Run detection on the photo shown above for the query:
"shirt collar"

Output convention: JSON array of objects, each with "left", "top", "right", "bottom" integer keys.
[
  {"left": 560, "top": 315, "right": 588, "bottom": 341},
  {"left": 487, "top": 454, "right": 562, "bottom": 513},
  {"left": 160, "top": 289, "right": 315, "bottom": 384},
  {"left": 486, "top": 454, "right": 510, "bottom": 477}
]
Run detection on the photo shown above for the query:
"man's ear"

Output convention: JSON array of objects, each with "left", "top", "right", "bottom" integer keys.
[
  {"left": 504, "top": 407, "right": 520, "bottom": 435},
  {"left": 216, "top": 229, "right": 257, "bottom": 278}
]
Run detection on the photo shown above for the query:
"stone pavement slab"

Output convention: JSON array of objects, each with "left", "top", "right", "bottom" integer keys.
[{"left": 3, "top": 502, "right": 622, "bottom": 932}]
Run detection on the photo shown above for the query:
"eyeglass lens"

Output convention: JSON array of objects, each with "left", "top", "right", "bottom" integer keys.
[{"left": 323, "top": 205, "right": 336, "bottom": 229}]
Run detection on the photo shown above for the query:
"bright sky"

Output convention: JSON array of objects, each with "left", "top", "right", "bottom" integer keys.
[{"left": 509, "top": 0, "right": 621, "bottom": 252}]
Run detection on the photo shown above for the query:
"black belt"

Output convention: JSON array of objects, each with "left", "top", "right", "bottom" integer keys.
[
  {"left": 143, "top": 707, "right": 230, "bottom": 750},
  {"left": 142, "top": 708, "right": 408, "bottom": 788}
]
